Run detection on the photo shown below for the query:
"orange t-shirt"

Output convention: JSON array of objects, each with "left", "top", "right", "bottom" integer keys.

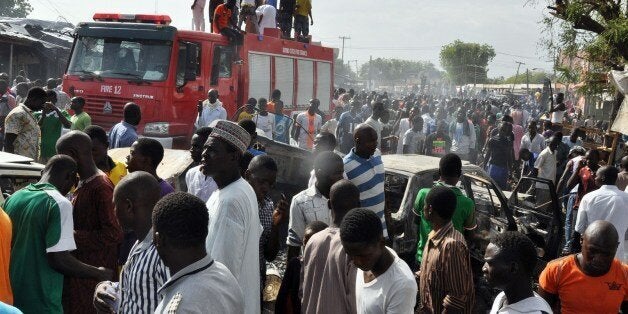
[
  {"left": 212, "top": 4, "right": 232, "bottom": 33},
  {"left": 0, "top": 208, "right": 13, "bottom": 304},
  {"left": 539, "top": 255, "right": 628, "bottom": 314}
]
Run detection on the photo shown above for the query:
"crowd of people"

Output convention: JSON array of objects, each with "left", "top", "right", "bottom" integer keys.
[
  {"left": 1, "top": 65, "right": 627, "bottom": 314},
  {"left": 191, "top": 0, "right": 313, "bottom": 43}
]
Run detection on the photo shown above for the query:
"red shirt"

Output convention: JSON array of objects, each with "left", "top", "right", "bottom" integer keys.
[
  {"left": 575, "top": 166, "right": 598, "bottom": 210},
  {"left": 213, "top": 4, "right": 232, "bottom": 33},
  {"left": 63, "top": 174, "right": 122, "bottom": 314}
]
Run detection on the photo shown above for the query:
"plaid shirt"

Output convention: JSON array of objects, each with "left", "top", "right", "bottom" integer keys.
[{"left": 259, "top": 196, "right": 274, "bottom": 283}]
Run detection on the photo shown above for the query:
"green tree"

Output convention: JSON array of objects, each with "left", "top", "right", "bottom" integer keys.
[
  {"left": 0, "top": 0, "right": 33, "bottom": 18},
  {"left": 357, "top": 58, "right": 443, "bottom": 84},
  {"left": 539, "top": 0, "right": 627, "bottom": 120},
  {"left": 335, "top": 57, "right": 357, "bottom": 79},
  {"left": 439, "top": 40, "right": 496, "bottom": 85},
  {"left": 502, "top": 70, "right": 553, "bottom": 84}
]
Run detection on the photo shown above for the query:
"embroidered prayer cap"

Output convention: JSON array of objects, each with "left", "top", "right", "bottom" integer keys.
[{"left": 209, "top": 120, "right": 251, "bottom": 154}]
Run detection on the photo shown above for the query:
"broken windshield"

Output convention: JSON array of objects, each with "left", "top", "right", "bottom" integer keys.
[{"left": 68, "top": 36, "right": 172, "bottom": 81}]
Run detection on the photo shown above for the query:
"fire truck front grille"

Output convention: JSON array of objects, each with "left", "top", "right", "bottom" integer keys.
[{"left": 84, "top": 96, "right": 130, "bottom": 130}]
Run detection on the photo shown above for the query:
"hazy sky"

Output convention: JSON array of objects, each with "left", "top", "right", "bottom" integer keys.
[{"left": 27, "top": 0, "right": 554, "bottom": 77}]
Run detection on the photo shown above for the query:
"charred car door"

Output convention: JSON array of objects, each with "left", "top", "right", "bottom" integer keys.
[
  {"left": 459, "top": 173, "right": 517, "bottom": 261},
  {"left": 507, "top": 176, "right": 562, "bottom": 275}
]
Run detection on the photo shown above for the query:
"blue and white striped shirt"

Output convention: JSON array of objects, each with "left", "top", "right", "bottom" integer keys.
[
  {"left": 119, "top": 229, "right": 169, "bottom": 314},
  {"left": 343, "top": 148, "right": 387, "bottom": 236}
]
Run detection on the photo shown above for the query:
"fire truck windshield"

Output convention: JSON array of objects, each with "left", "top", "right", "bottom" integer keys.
[{"left": 68, "top": 36, "right": 173, "bottom": 82}]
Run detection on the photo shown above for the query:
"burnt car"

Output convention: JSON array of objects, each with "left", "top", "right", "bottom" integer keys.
[
  {"left": 382, "top": 155, "right": 562, "bottom": 307},
  {"left": 0, "top": 152, "right": 44, "bottom": 203}
]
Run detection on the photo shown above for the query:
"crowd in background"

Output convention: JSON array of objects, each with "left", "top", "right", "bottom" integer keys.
[{"left": 0, "top": 63, "right": 627, "bottom": 314}]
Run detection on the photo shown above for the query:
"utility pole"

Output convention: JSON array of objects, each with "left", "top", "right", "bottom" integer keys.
[
  {"left": 526, "top": 68, "right": 530, "bottom": 93},
  {"left": 369, "top": 55, "right": 373, "bottom": 90},
  {"left": 338, "top": 36, "right": 351, "bottom": 65},
  {"left": 512, "top": 61, "right": 525, "bottom": 92}
]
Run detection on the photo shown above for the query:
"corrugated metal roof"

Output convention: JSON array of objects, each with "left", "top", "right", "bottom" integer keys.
[{"left": 0, "top": 17, "right": 73, "bottom": 49}]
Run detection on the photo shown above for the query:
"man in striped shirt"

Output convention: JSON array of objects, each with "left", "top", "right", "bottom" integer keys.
[
  {"left": 93, "top": 172, "right": 169, "bottom": 313},
  {"left": 343, "top": 124, "right": 387, "bottom": 237},
  {"left": 419, "top": 186, "right": 474, "bottom": 313}
]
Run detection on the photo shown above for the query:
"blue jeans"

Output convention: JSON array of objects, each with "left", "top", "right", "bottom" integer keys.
[
  {"left": 488, "top": 164, "right": 509, "bottom": 190},
  {"left": 563, "top": 193, "right": 576, "bottom": 250}
]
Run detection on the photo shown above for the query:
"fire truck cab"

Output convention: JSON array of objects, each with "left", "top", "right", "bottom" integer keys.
[{"left": 63, "top": 13, "right": 335, "bottom": 148}]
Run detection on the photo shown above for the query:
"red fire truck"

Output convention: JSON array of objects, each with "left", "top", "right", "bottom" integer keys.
[{"left": 63, "top": 13, "right": 335, "bottom": 148}]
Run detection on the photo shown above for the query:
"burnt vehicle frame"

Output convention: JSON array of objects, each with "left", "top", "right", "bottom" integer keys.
[{"left": 382, "top": 154, "right": 563, "bottom": 278}]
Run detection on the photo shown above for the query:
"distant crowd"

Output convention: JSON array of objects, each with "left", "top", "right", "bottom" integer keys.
[{"left": 0, "top": 70, "right": 627, "bottom": 314}]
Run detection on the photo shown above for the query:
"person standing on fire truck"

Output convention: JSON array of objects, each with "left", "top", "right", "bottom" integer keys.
[
  {"left": 213, "top": 0, "right": 243, "bottom": 45},
  {"left": 196, "top": 89, "right": 226, "bottom": 128},
  {"left": 191, "top": 0, "right": 207, "bottom": 31}
]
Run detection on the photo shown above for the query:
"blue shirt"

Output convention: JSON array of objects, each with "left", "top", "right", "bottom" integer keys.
[
  {"left": 274, "top": 115, "right": 291, "bottom": 144},
  {"left": 248, "top": 148, "right": 266, "bottom": 156},
  {"left": 109, "top": 121, "right": 138, "bottom": 149},
  {"left": 266, "top": 0, "right": 277, "bottom": 8},
  {"left": 337, "top": 111, "right": 362, "bottom": 153},
  {"left": 0, "top": 302, "right": 22, "bottom": 314},
  {"left": 343, "top": 148, "right": 387, "bottom": 237}
]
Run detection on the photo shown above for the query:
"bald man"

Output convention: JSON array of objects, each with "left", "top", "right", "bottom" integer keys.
[
  {"left": 344, "top": 124, "right": 387, "bottom": 237},
  {"left": 56, "top": 131, "right": 123, "bottom": 314},
  {"left": 94, "top": 172, "right": 169, "bottom": 313},
  {"left": 539, "top": 221, "right": 628, "bottom": 313},
  {"left": 617, "top": 156, "right": 628, "bottom": 191}
]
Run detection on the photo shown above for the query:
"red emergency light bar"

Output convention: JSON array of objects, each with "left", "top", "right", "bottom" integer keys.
[{"left": 93, "top": 13, "right": 172, "bottom": 25}]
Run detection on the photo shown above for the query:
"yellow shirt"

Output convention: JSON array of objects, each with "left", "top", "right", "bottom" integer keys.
[
  {"left": 107, "top": 161, "right": 128, "bottom": 186},
  {"left": 295, "top": 0, "right": 311, "bottom": 17},
  {"left": 238, "top": 111, "right": 254, "bottom": 122}
]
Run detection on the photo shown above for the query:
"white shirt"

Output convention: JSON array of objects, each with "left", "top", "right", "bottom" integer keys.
[
  {"left": 185, "top": 165, "right": 218, "bottom": 203},
  {"left": 402, "top": 129, "right": 425, "bottom": 154},
  {"left": 364, "top": 117, "right": 382, "bottom": 149},
  {"left": 489, "top": 291, "right": 552, "bottom": 314},
  {"left": 296, "top": 112, "right": 322, "bottom": 150},
  {"left": 396, "top": 118, "right": 410, "bottom": 154},
  {"left": 534, "top": 147, "right": 556, "bottom": 189},
  {"left": 287, "top": 185, "right": 330, "bottom": 247},
  {"left": 205, "top": 178, "right": 261, "bottom": 314},
  {"left": 551, "top": 109, "right": 565, "bottom": 124},
  {"left": 355, "top": 248, "right": 417, "bottom": 314},
  {"left": 154, "top": 256, "right": 243, "bottom": 314},
  {"left": 253, "top": 113, "right": 275, "bottom": 139},
  {"left": 256, "top": 4, "right": 276, "bottom": 34},
  {"left": 195, "top": 99, "right": 227, "bottom": 128},
  {"left": 521, "top": 133, "right": 546, "bottom": 155},
  {"left": 450, "top": 120, "right": 476, "bottom": 157},
  {"left": 321, "top": 118, "right": 339, "bottom": 137},
  {"left": 575, "top": 185, "right": 628, "bottom": 263}
]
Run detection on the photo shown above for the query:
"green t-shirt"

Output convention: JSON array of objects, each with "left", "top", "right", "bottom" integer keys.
[
  {"left": 70, "top": 111, "right": 91, "bottom": 131},
  {"left": 415, "top": 181, "right": 476, "bottom": 263},
  {"left": 33, "top": 110, "right": 70, "bottom": 158},
  {"left": 5, "top": 183, "right": 76, "bottom": 314}
]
